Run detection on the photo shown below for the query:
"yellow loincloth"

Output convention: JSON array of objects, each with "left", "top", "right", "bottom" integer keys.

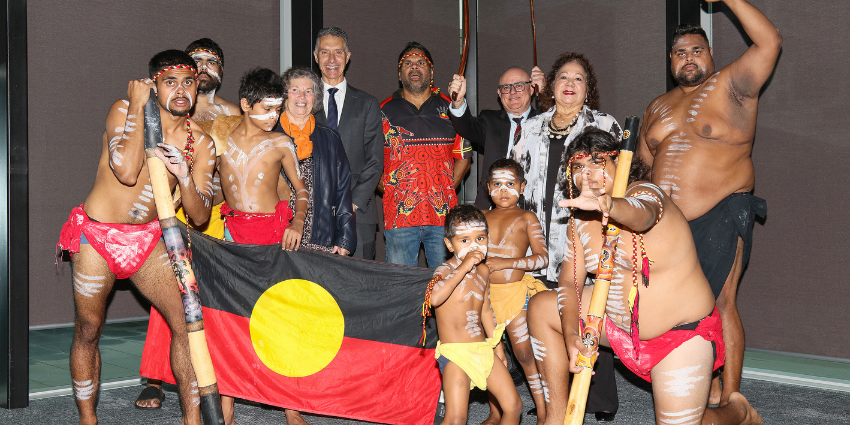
[
  {"left": 435, "top": 323, "right": 506, "bottom": 390},
  {"left": 489, "top": 274, "right": 548, "bottom": 325}
]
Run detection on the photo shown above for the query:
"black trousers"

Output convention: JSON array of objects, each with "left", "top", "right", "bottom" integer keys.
[{"left": 352, "top": 223, "right": 377, "bottom": 260}]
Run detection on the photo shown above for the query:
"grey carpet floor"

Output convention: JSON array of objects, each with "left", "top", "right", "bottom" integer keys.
[{"left": 2, "top": 364, "right": 849, "bottom": 424}]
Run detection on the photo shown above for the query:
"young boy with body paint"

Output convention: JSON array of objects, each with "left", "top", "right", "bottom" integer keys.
[
  {"left": 429, "top": 205, "right": 522, "bottom": 425},
  {"left": 217, "top": 67, "right": 308, "bottom": 248},
  {"left": 479, "top": 158, "right": 549, "bottom": 425},
  {"left": 526, "top": 128, "right": 762, "bottom": 425}
]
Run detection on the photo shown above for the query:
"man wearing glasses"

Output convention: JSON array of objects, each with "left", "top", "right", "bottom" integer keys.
[{"left": 448, "top": 67, "right": 545, "bottom": 209}]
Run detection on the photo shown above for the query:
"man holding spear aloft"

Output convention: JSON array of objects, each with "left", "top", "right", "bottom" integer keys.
[
  {"left": 526, "top": 128, "right": 762, "bottom": 425},
  {"left": 58, "top": 50, "right": 215, "bottom": 425}
]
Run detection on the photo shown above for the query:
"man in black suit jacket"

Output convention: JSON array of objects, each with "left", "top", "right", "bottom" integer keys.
[
  {"left": 313, "top": 27, "right": 384, "bottom": 260},
  {"left": 448, "top": 66, "right": 544, "bottom": 210}
]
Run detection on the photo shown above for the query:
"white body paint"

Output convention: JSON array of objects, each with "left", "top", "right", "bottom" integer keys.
[
  {"left": 223, "top": 136, "right": 292, "bottom": 212},
  {"left": 74, "top": 379, "right": 95, "bottom": 400},
  {"left": 74, "top": 271, "right": 105, "bottom": 298},
  {"left": 530, "top": 336, "right": 546, "bottom": 361},
  {"left": 510, "top": 316, "right": 529, "bottom": 344},
  {"left": 527, "top": 373, "right": 543, "bottom": 395},
  {"left": 658, "top": 406, "right": 704, "bottom": 425},
  {"left": 660, "top": 365, "right": 704, "bottom": 397},
  {"left": 465, "top": 310, "right": 482, "bottom": 338}
]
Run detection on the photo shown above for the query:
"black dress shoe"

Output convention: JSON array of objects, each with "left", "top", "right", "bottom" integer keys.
[
  {"left": 526, "top": 407, "right": 537, "bottom": 416},
  {"left": 595, "top": 411, "right": 616, "bottom": 422}
]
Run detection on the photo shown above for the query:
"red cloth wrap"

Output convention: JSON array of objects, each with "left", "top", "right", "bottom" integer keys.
[
  {"left": 605, "top": 307, "right": 725, "bottom": 383},
  {"left": 220, "top": 201, "right": 294, "bottom": 245},
  {"left": 57, "top": 204, "right": 162, "bottom": 279}
]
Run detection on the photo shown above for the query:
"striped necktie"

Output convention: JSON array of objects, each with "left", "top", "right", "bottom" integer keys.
[
  {"left": 512, "top": 117, "right": 522, "bottom": 149},
  {"left": 327, "top": 87, "right": 339, "bottom": 131}
]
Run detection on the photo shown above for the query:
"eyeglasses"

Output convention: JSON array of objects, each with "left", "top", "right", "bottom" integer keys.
[{"left": 498, "top": 81, "right": 532, "bottom": 94}]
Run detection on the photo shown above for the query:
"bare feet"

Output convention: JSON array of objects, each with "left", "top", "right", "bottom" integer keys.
[
  {"left": 285, "top": 409, "right": 310, "bottom": 425},
  {"left": 479, "top": 411, "right": 501, "bottom": 425},
  {"left": 709, "top": 374, "right": 722, "bottom": 405},
  {"left": 728, "top": 392, "right": 762, "bottom": 425}
]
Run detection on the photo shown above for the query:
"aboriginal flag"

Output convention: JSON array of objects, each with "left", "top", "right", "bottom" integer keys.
[{"left": 140, "top": 228, "right": 440, "bottom": 425}]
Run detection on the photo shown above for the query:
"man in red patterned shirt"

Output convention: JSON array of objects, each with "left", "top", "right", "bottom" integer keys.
[{"left": 379, "top": 41, "right": 472, "bottom": 268}]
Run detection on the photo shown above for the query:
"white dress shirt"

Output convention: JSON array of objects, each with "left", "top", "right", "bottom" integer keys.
[{"left": 322, "top": 79, "right": 347, "bottom": 124}]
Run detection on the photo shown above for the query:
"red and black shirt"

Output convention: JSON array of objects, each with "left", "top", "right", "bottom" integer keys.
[{"left": 380, "top": 89, "right": 471, "bottom": 229}]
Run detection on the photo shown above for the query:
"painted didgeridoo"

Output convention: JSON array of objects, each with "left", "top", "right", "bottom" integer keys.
[
  {"left": 564, "top": 116, "right": 640, "bottom": 425},
  {"left": 143, "top": 89, "right": 225, "bottom": 425},
  {"left": 452, "top": 0, "right": 470, "bottom": 101}
]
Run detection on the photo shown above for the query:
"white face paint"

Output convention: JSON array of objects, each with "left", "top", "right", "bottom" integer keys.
[
  {"left": 165, "top": 84, "right": 194, "bottom": 113},
  {"left": 192, "top": 52, "right": 222, "bottom": 82},
  {"left": 489, "top": 169, "right": 521, "bottom": 198},
  {"left": 454, "top": 221, "right": 488, "bottom": 259},
  {"left": 74, "top": 379, "right": 95, "bottom": 400}
]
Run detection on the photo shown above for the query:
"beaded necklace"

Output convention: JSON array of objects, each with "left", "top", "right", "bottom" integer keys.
[
  {"left": 419, "top": 275, "right": 441, "bottom": 345},
  {"left": 547, "top": 112, "right": 580, "bottom": 139},
  {"left": 183, "top": 117, "right": 195, "bottom": 172}
]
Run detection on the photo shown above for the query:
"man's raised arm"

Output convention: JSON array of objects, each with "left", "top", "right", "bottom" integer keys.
[{"left": 715, "top": 0, "right": 782, "bottom": 98}]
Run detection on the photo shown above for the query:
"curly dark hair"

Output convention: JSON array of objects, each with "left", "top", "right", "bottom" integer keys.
[
  {"left": 539, "top": 52, "right": 599, "bottom": 112},
  {"left": 444, "top": 205, "right": 488, "bottom": 239},
  {"left": 559, "top": 128, "right": 650, "bottom": 199},
  {"left": 488, "top": 158, "right": 525, "bottom": 184}
]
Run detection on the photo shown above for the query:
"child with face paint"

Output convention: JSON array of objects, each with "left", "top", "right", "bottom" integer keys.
[
  {"left": 428, "top": 205, "right": 522, "bottom": 425},
  {"left": 478, "top": 158, "right": 550, "bottom": 424},
  {"left": 525, "top": 128, "right": 762, "bottom": 425},
  {"left": 217, "top": 67, "right": 308, "bottom": 249}
]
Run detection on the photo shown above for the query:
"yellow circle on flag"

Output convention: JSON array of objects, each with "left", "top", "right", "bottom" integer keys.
[{"left": 249, "top": 279, "right": 345, "bottom": 377}]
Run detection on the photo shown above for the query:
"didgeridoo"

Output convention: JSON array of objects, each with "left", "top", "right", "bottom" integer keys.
[
  {"left": 564, "top": 116, "right": 640, "bottom": 424},
  {"left": 144, "top": 89, "right": 225, "bottom": 425}
]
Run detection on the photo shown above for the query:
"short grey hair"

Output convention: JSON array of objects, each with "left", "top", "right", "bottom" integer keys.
[
  {"left": 281, "top": 67, "right": 323, "bottom": 115},
  {"left": 314, "top": 27, "right": 349, "bottom": 53}
]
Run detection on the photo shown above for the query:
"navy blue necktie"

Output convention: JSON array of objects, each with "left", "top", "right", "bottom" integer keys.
[{"left": 327, "top": 87, "right": 339, "bottom": 131}]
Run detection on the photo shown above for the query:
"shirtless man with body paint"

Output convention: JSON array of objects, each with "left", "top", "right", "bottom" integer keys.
[
  {"left": 186, "top": 38, "right": 240, "bottom": 122},
  {"left": 137, "top": 37, "right": 238, "bottom": 410},
  {"left": 430, "top": 205, "right": 522, "bottom": 425},
  {"left": 57, "top": 50, "right": 215, "bottom": 425},
  {"left": 479, "top": 159, "right": 549, "bottom": 425},
  {"left": 637, "top": 0, "right": 781, "bottom": 405},
  {"left": 527, "top": 128, "right": 762, "bottom": 425}
]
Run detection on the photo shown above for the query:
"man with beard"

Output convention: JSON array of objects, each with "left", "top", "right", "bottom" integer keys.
[
  {"left": 448, "top": 66, "right": 545, "bottom": 210},
  {"left": 379, "top": 42, "right": 472, "bottom": 268},
  {"left": 186, "top": 38, "right": 240, "bottom": 122},
  {"left": 637, "top": 0, "right": 781, "bottom": 407},
  {"left": 57, "top": 50, "right": 215, "bottom": 424}
]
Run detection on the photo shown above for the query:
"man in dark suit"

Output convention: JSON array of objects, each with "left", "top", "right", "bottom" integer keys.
[
  {"left": 313, "top": 27, "right": 384, "bottom": 260},
  {"left": 448, "top": 66, "right": 544, "bottom": 210}
]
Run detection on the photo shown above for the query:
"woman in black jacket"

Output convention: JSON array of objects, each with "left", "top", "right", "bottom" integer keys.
[{"left": 275, "top": 67, "right": 356, "bottom": 255}]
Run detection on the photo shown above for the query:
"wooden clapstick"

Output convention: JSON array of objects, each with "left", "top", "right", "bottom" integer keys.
[
  {"left": 143, "top": 89, "right": 225, "bottom": 425},
  {"left": 564, "top": 116, "right": 640, "bottom": 424}
]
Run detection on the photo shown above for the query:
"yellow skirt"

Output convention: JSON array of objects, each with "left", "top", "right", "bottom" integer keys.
[
  {"left": 489, "top": 274, "right": 548, "bottom": 325},
  {"left": 175, "top": 202, "right": 225, "bottom": 240},
  {"left": 435, "top": 323, "right": 506, "bottom": 390}
]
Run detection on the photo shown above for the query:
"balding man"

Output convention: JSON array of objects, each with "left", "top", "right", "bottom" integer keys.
[{"left": 448, "top": 67, "right": 544, "bottom": 210}]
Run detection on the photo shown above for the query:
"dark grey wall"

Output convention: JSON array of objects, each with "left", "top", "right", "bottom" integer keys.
[
  {"left": 29, "top": 0, "right": 280, "bottom": 326},
  {"left": 713, "top": 1, "right": 850, "bottom": 358}
]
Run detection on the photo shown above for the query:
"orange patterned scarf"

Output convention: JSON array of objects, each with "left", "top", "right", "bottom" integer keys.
[{"left": 279, "top": 113, "right": 315, "bottom": 159}]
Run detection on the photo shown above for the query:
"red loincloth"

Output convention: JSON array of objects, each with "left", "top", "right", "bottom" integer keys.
[
  {"left": 220, "top": 201, "right": 294, "bottom": 245},
  {"left": 57, "top": 204, "right": 162, "bottom": 279},
  {"left": 605, "top": 307, "right": 725, "bottom": 383}
]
